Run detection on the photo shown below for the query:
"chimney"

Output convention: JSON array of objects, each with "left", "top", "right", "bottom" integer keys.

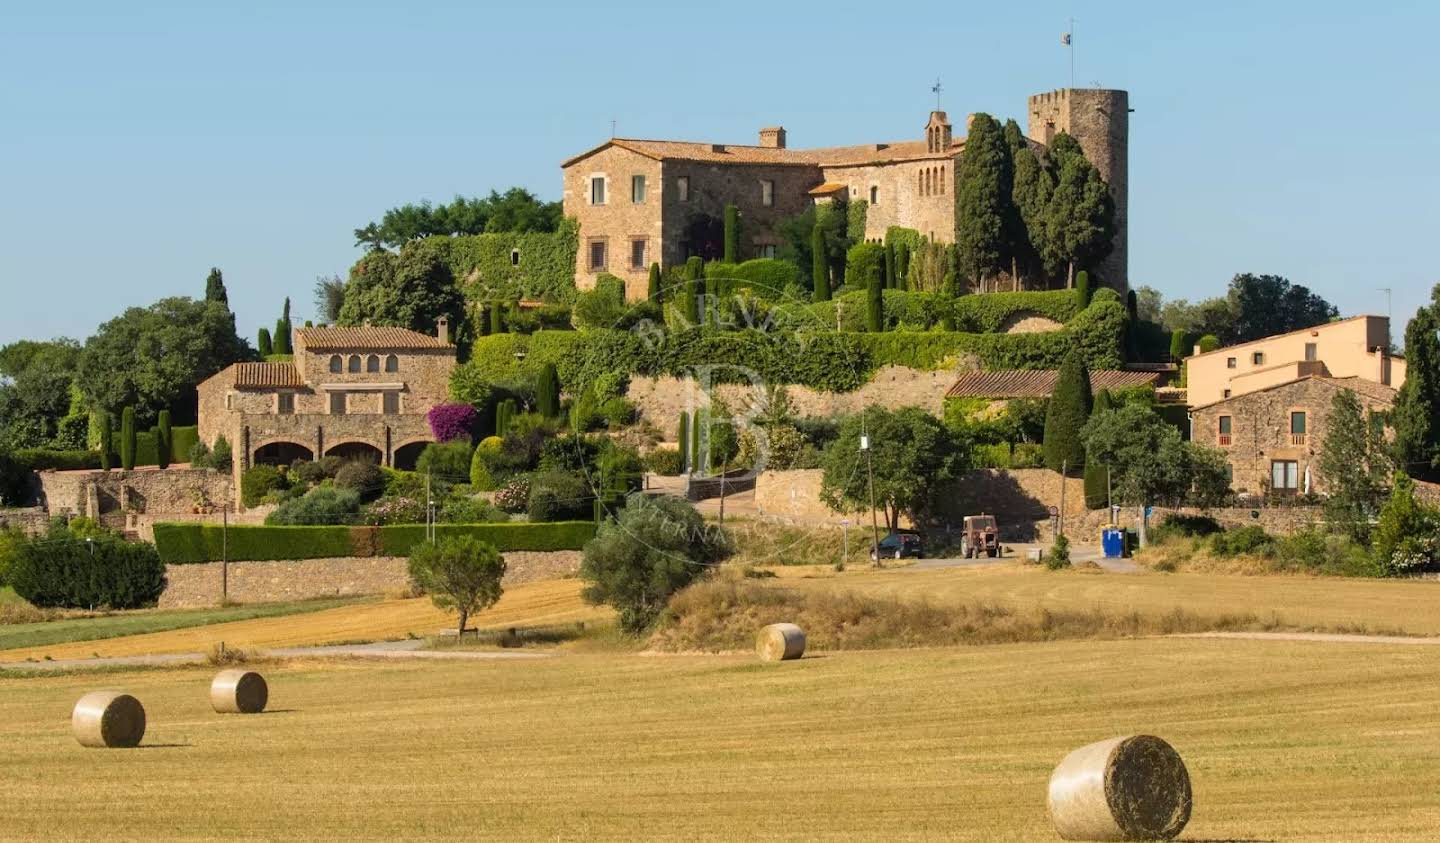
[
  {"left": 759, "top": 127, "right": 786, "bottom": 149},
  {"left": 437, "top": 316, "right": 450, "bottom": 345}
]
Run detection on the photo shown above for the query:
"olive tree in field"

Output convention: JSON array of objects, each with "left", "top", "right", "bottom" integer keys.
[{"left": 407, "top": 536, "right": 506, "bottom": 636}]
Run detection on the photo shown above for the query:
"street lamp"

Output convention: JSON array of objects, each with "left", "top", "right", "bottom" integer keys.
[{"left": 860, "top": 420, "right": 880, "bottom": 566}]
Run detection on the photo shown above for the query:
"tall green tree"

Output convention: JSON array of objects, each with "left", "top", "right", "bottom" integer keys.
[
  {"left": 0, "top": 339, "right": 82, "bottom": 451},
  {"left": 883, "top": 242, "right": 897, "bottom": 289},
  {"left": 1226, "top": 274, "right": 1337, "bottom": 344},
  {"left": 1392, "top": 306, "right": 1440, "bottom": 477},
  {"left": 536, "top": 363, "right": 561, "bottom": 419},
  {"left": 273, "top": 297, "right": 293, "bottom": 355},
  {"left": 1075, "top": 271, "right": 1094, "bottom": 309},
  {"left": 818, "top": 406, "right": 966, "bottom": 529},
  {"left": 1083, "top": 388, "right": 1114, "bottom": 509},
  {"left": 1042, "top": 136, "right": 1115, "bottom": 286},
  {"left": 98, "top": 411, "right": 113, "bottom": 471},
  {"left": 204, "top": 267, "right": 228, "bottom": 305},
  {"left": 1082, "top": 404, "right": 1231, "bottom": 509},
  {"left": 257, "top": 327, "right": 273, "bottom": 358},
  {"left": 647, "top": 263, "right": 662, "bottom": 302},
  {"left": 865, "top": 263, "right": 884, "bottom": 332},
  {"left": 811, "top": 225, "right": 830, "bottom": 302},
  {"left": 1043, "top": 349, "right": 1092, "bottom": 474},
  {"left": 337, "top": 247, "right": 465, "bottom": 336},
  {"left": 954, "top": 113, "right": 1010, "bottom": 290},
  {"left": 1318, "top": 389, "right": 1393, "bottom": 539},
  {"left": 119, "top": 407, "right": 136, "bottom": 470},
  {"left": 354, "top": 188, "right": 562, "bottom": 250},
  {"left": 407, "top": 536, "right": 506, "bottom": 637},
  {"left": 722, "top": 205, "right": 740, "bottom": 263},
  {"left": 156, "top": 409, "right": 172, "bottom": 470},
  {"left": 312, "top": 274, "right": 345, "bottom": 324},
  {"left": 1010, "top": 141, "right": 1054, "bottom": 287}
]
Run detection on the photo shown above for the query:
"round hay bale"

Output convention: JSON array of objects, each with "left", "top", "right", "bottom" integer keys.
[
  {"left": 755, "top": 623, "right": 806, "bottom": 662},
  {"left": 1047, "top": 734, "right": 1192, "bottom": 841},
  {"left": 210, "top": 669, "right": 268, "bottom": 714},
  {"left": 72, "top": 691, "right": 146, "bottom": 749}
]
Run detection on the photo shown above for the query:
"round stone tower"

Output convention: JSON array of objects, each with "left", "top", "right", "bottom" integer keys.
[{"left": 1027, "top": 88, "right": 1129, "bottom": 293}]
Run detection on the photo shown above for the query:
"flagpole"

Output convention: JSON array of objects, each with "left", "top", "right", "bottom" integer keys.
[{"left": 1069, "top": 18, "right": 1075, "bottom": 89}]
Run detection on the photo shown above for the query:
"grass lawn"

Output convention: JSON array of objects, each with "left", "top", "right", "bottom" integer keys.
[
  {"left": 3, "top": 639, "right": 1440, "bottom": 840},
  {"left": 0, "top": 579, "right": 610, "bottom": 662},
  {"left": 0, "top": 596, "right": 376, "bottom": 655}
]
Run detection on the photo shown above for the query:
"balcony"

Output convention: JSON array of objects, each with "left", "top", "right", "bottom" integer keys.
[
  {"left": 1218, "top": 434, "right": 1232, "bottom": 447},
  {"left": 1291, "top": 433, "right": 1307, "bottom": 446}
]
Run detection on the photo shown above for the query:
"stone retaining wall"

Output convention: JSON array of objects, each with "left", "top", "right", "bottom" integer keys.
[
  {"left": 0, "top": 508, "right": 50, "bottom": 536},
  {"left": 37, "top": 467, "right": 233, "bottom": 519},
  {"left": 158, "top": 550, "right": 582, "bottom": 609}
]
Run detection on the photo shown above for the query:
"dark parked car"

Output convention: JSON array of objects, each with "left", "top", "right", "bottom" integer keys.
[{"left": 871, "top": 531, "right": 924, "bottom": 560}]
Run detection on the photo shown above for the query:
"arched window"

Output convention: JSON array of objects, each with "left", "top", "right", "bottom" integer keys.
[
  {"left": 366, "top": 355, "right": 380, "bottom": 373},
  {"left": 924, "top": 169, "right": 932, "bottom": 196},
  {"left": 917, "top": 170, "right": 923, "bottom": 194},
  {"left": 940, "top": 166, "right": 946, "bottom": 194},
  {"left": 347, "top": 355, "right": 361, "bottom": 373},
  {"left": 329, "top": 355, "right": 342, "bottom": 373},
  {"left": 385, "top": 354, "right": 399, "bottom": 373}
]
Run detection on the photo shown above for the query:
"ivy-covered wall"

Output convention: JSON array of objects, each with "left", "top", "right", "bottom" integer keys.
[{"left": 399, "top": 218, "right": 580, "bottom": 304}]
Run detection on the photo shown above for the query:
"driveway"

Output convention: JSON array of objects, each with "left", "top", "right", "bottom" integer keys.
[{"left": 910, "top": 543, "right": 1141, "bottom": 574}]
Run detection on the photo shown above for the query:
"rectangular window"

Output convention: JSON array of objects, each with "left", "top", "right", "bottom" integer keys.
[
  {"left": 677, "top": 176, "right": 689, "bottom": 201},
  {"left": 1226, "top": 357, "right": 1237, "bottom": 369},
  {"left": 1304, "top": 342, "right": 1317, "bottom": 362},
  {"left": 1290, "top": 411, "right": 1307, "bottom": 435},
  {"left": 869, "top": 185, "right": 879, "bottom": 205},
  {"left": 631, "top": 175, "right": 646, "bottom": 203},
  {"left": 760, "top": 179, "right": 774, "bottom": 206},
  {"left": 1252, "top": 351, "right": 1265, "bottom": 365},
  {"left": 1271, "top": 460, "right": 1299, "bottom": 491},
  {"left": 329, "top": 392, "right": 346, "bottom": 415},
  {"left": 590, "top": 176, "right": 606, "bottom": 205},
  {"left": 588, "top": 239, "right": 607, "bottom": 271},
  {"left": 1218, "top": 415, "right": 1232, "bottom": 446},
  {"left": 277, "top": 393, "right": 294, "bottom": 415},
  {"left": 1223, "top": 389, "right": 1231, "bottom": 399},
  {"left": 383, "top": 392, "right": 399, "bottom": 415},
  {"left": 630, "top": 238, "right": 647, "bottom": 269},
  {"left": 759, "top": 244, "right": 777, "bottom": 259}
]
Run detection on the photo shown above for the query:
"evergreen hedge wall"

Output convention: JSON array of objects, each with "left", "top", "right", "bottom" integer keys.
[
  {"left": 399, "top": 219, "right": 580, "bottom": 304},
  {"left": 153, "top": 521, "right": 597, "bottom": 564}
]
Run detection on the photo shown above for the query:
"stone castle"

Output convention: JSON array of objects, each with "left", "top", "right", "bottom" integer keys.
[{"left": 561, "top": 87, "right": 1129, "bottom": 299}]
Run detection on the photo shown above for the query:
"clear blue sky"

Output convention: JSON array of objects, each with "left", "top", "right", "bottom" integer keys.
[{"left": 2, "top": 1, "right": 1436, "bottom": 347}]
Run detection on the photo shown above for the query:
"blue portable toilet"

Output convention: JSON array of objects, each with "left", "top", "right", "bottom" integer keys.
[{"left": 1101, "top": 527, "right": 1126, "bottom": 559}]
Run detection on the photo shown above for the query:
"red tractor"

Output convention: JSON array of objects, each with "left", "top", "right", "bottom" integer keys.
[{"left": 960, "top": 514, "right": 1003, "bottom": 559}]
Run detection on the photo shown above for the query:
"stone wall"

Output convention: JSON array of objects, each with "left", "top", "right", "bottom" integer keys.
[
  {"left": 0, "top": 508, "right": 49, "bottom": 536},
  {"left": 158, "top": 550, "right": 582, "bottom": 609},
  {"left": 819, "top": 156, "right": 955, "bottom": 244},
  {"left": 628, "top": 364, "right": 961, "bottom": 433},
  {"left": 36, "top": 467, "right": 234, "bottom": 519}
]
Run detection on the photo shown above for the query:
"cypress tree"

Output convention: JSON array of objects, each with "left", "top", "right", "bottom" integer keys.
[
  {"left": 537, "top": 363, "right": 560, "bottom": 419},
  {"left": 1083, "top": 389, "right": 1113, "bottom": 509},
  {"left": 273, "top": 319, "right": 288, "bottom": 355},
  {"left": 954, "top": 113, "right": 1010, "bottom": 291},
  {"left": 865, "top": 265, "right": 884, "bottom": 332},
  {"left": 897, "top": 245, "right": 910, "bottom": 290},
  {"left": 489, "top": 300, "right": 504, "bottom": 334},
  {"left": 1393, "top": 307, "right": 1440, "bottom": 476},
  {"left": 1044, "top": 141, "right": 1115, "bottom": 287},
  {"left": 1169, "top": 329, "right": 1191, "bottom": 363},
  {"left": 204, "top": 267, "right": 228, "bottom": 305},
  {"left": 678, "top": 411, "right": 690, "bottom": 474},
  {"left": 120, "top": 407, "right": 137, "bottom": 471},
  {"left": 722, "top": 206, "right": 740, "bottom": 263},
  {"left": 156, "top": 409, "right": 172, "bottom": 470},
  {"left": 274, "top": 297, "right": 293, "bottom": 355},
  {"left": 883, "top": 242, "right": 897, "bottom": 289},
  {"left": 1042, "top": 349, "right": 1092, "bottom": 474},
  {"left": 811, "top": 225, "right": 830, "bottom": 302},
  {"left": 98, "top": 410, "right": 113, "bottom": 471},
  {"left": 1075, "top": 270, "right": 1093, "bottom": 309},
  {"left": 1126, "top": 289, "right": 1139, "bottom": 322},
  {"left": 647, "top": 263, "right": 662, "bottom": 303},
  {"left": 690, "top": 408, "right": 703, "bottom": 472},
  {"left": 257, "top": 327, "right": 273, "bottom": 358},
  {"left": 1011, "top": 142, "right": 1054, "bottom": 284},
  {"left": 685, "top": 257, "right": 704, "bottom": 325}
]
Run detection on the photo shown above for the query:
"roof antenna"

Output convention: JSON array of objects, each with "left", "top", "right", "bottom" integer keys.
[{"left": 610, "top": 119, "right": 616, "bottom": 138}]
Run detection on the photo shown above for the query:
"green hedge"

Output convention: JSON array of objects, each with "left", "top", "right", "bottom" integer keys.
[
  {"left": 14, "top": 449, "right": 103, "bottom": 471},
  {"left": 950, "top": 290, "right": 1081, "bottom": 332},
  {"left": 378, "top": 522, "right": 596, "bottom": 556},
  {"left": 394, "top": 219, "right": 580, "bottom": 305},
  {"left": 153, "top": 521, "right": 597, "bottom": 564}
]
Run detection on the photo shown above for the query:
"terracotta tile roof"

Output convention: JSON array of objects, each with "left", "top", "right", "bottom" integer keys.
[
  {"left": 564, "top": 137, "right": 965, "bottom": 169},
  {"left": 808, "top": 182, "right": 848, "bottom": 196},
  {"left": 945, "top": 369, "right": 1162, "bottom": 399},
  {"left": 296, "top": 326, "right": 450, "bottom": 351},
  {"left": 232, "top": 362, "right": 305, "bottom": 389}
]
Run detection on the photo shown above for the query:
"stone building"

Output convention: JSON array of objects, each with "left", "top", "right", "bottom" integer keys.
[
  {"left": 197, "top": 322, "right": 457, "bottom": 502},
  {"left": 1185, "top": 315, "right": 1405, "bottom": 408},
  {"left": 561, "top": 87, "right": 1129, "bottom": 299},
  {"left": 1190, "top": 375, "right": 1396, "bottom": 497}
]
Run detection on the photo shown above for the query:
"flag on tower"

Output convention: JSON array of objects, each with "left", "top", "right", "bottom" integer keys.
[{"left": 1061, "top": 32, "right": 1072, "bottom": 45}]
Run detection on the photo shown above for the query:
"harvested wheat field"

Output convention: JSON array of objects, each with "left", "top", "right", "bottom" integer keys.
[
  {"left": 3, "top": 639, "right": 1440, "bottom": 840},
  {"left": 0, "top": 579, "right": 609, "bottom": 662}
]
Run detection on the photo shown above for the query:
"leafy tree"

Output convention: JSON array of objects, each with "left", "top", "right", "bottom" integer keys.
[
  {"left": 337, "top": 247, "right": 465, "bottom": 336},
  {"left": 536, "top": 363, "right": 561, "bottom": 419},
  {"left": 204, "top": 267, "right": 228, "bottom": 305},
  {"left": 408, "top": 535, "right": 506, "bottom": 636},
  {"left": 1043, "top": 349, "right": 1092, "bottom": 474},
  {"left": 354, "top": 189, "right": 562, "bottom": 249},
  {"left": 156, "top": 409, "right": 171, "bottom": 471},
  {"left": 647, "top": 263, "right": 662, "bottom": 302},
  {"left": 313, "top": 274, "right": 345, "bottom": 324},
  {"left": 1392, "top": 306, "right": 1440, "bottom": 477},
  {"left": 1161, "top": 297, "right": 1236, "bottom": 342},
  {"left": 954, "top": 113, "right": 1010, "bottom": 289},
  {"left": 811, "top": 224, "right": 830, "bottom": 302},
  {"left": 1042, "top": 137, "right": 1115, "bottom": 286},
  {"left": 257, "top": 327, "right": 273, "bottom": 358},
  {"left": 119, "top": 407, "right": 136, "bottom": 470},
  {"left": 10, "top": 525, "right": 165, "bottom": 609},
  {"left": 1371, "top": 473, "right": 1440, "bottom": 575},
  {"left": 1168, "top": 329, "right": 1190, "bottom": 362},
  {"left": 1318, "top": 389, "right": 1393, "bottom": 539},
  {"left": 1082, "top": 403, "right": 1230, "bottom": 508},
  {"left": 77, "top": 297, "right": 249, "bottom": 427},
  {"left": 416, "top": 441, "right": 475, "bottom": 494},
  {"left": 1083, "top": 388, "right": 1114, "bottom": 509},
  {"left": 1226, "top": 274, "right": 1337, "bottom": 343},
  {"left": 723, "top": 205, "right": 740, "bottom": 263},
  {"left": 1133, "top": 286, "right": 1163, "bottom": 324},
  {"left": 1196, "top": 335, "right": 1221, "bottom": 353},
  {"left": 580, "top": 494, "right": 731, "bottom": 632},
  {"left": 1010, "top": 140, "right": 1054, "bottom": 286},
  {"left": 0, "top": 338, "right": 82, "bottom": 451},
  {"left": 819, "top": 405, "right": 965, "bottom": 529}
]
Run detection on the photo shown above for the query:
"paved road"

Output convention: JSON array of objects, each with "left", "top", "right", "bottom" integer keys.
[
  {"left": 909, "top": 544, "right": 1141, "bottom": 574},
  {"left": 0, "top": 639, "right": 551, "bottom": 673}
]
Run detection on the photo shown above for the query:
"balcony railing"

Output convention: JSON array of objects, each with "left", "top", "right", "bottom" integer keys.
[
  {"left": 1218, "top": 434, "right": 1232, "bottom": 447},
  {"left": 1291, "top": 433, "right": 1307, "bottom": 446}
]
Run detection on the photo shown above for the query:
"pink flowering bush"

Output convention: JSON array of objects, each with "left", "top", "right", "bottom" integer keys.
[{"left": 427, "top": 404, "right": 478, "bottom": 443}]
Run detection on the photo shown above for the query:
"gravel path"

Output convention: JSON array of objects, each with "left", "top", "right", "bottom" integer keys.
[{"left": 0, "top": 639, "right": 551, "bottom": 672}]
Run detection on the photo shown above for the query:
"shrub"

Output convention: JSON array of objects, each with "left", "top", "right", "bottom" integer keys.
[
  {"left": 0, "top": 526, "right": 24, "bottom": 585},
  {"left": 408, "top": 535, "right": 506, "bottom": 635},
  {"left": 537, "top": 363, "right": 561, "bottom": 418},
  {"left": 844, "top": 242, "right": 885, "bottom": 289},
  {"left": 12, "top": 448, "right": 103, "bottom": 472},
  {"left": 427, "top": 404, "right": 479, "bottom": 443},
  {"left": 1012, "top": 443, "right": 1044, "bottom": 468},
  {"left": 494, "top": 476, "right": 530, "bottom": 513},
  {"left": 156, "top": 410, "right": 172, "bottom": 470},
  {"left": 645, "top": 448, "right": 684, "bottom": 476},
  {"left": 120, "top": 407, "right": 136, "bottom": 470},
  {"left": 600, "top": 396, "right": 636, "bottom": 428},
  {"left": 1046, "top": 534, "right": 1072, "bottom": 570},
  {"left": 266, "top": 486, "right": 362, "bottom": 525},
  {"left": 527, "top": 470, "right": 592, "bottom": 522},
  {"left": 1158, "top": 513, "right": 1222, "bottom": 538},
  {"left": 580, "top": 494, "right": 732, "bottom": 632},
  {"left": 1210, "top": 525, "right": 1274, "bottom": 558},
  {"left": 291, "top": 459, "right": 328, "bottom": 486},
  {"left": 359, "top": 495, "right": 426, "bottom": 526},
  {"left": 440, "top": 494, "right": 507, "bottom": 524},
  {"left": 10, "top": 530, "right": 165, "bottom": 609},
  {"left": 240, "top": 465, "right": 287, "bottom": 507},
  {"left": 415, "top": 440, "right": 474, "bottom": 492},
  {"left": 334, "top": 460, "right": 385, "bottom": 500},
  {"left": 1075, "top": 271, "right": 1093, "bottom": 309}
]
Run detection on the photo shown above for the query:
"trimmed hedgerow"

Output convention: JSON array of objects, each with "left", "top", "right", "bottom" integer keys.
[
  {"left": 10, "top": 534, "right": 165, "bottom": 609},
  {"left": 949, "top": 289, "right": 1082, "bottom": 332},
  {"left": 13, "top": 448, "right": 103, "bottom": 471},
  {"left": 378, "top": 522, "right": 596, "bottom": 556}
]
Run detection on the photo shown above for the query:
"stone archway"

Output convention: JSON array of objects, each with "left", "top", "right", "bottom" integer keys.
[
  {"left": 325, "top": 441, "right": 383, "bottom": 464},
  {"left": 253, "top": 441, "right": 315, "bottom": 467},
  {"left": 392, "top": 440, "right": 432, "bottom": 472}
]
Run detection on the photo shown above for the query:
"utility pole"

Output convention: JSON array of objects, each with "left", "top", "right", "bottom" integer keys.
[
  {"left": 862, "top": 415, "right": 880, "bottom": 565},
  {"left": 221, "top": 504, "right": 229, "bottom": 604},
  {"left": 1058, "top": 460, "right": 1067, "bottom": 538},
  {"left": 425, "top": 469, "right": 434, "bottom": 544},
  {"left": 1107, "top": 466, "right": 1112, "bottom": 515}
]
